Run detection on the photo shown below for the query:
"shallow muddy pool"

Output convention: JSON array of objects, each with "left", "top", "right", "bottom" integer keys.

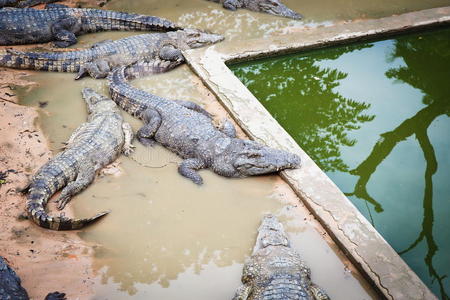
[
  {"left": 231, "top": 27, "right": 450, "bottom": 299},
  {"left": 18, "top": 64, "right": 376, "bottom": 298}
]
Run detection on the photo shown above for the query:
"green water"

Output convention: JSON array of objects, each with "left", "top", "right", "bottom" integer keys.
[{"left": 231, "top": 28, "right": 450, "bottom": 299}]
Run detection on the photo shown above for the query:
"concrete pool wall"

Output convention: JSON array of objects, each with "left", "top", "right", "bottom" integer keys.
[{"left": 184, "top": 7, "right": 450, "bottom": 300}]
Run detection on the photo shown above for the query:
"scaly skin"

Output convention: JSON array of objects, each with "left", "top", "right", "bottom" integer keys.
[
  {"left": 206, "top": 0, "right": 302, "bottom": 19},
  {"left": 0, "top": 7, "right": 181, "bottom": 47},
  {"left": 0, "top": 256, "right": 66, "bottom": 300},
  {"left": 26, "top": 88, "right": 135, "bottom": 230},
  {"left": 0, "top": 28, "right": 224, "bottom": 78},
  {"left": 108, "top": 63, "right": 301, "bottom": 184},
  {"left": 233, "top": 215, "right": 330, "bottom": 300}
]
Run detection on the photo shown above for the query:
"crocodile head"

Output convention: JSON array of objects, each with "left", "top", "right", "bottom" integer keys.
[
  {"left": 172, "top": 28, "right": 224, "bottom": 49},
  {"left": 82, "top": 88, "right": 119, "bottom": 116},
  {"left": 230, "top": 140, "right": 301, "bottom": 177},
  {"left": 253, "top": 214, "right": 289, "bottom": 253},
  {"left": 247, "top": 0, "right": 302, "bottom": 20}
]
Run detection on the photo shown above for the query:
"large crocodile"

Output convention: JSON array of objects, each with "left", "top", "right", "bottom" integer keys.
[
  {"left": 233, "top": 214, "right": 330, "bottom": 300},
  {"left": 25, "top": 88, "right": 134, "bottom": 230},
  {"left": 108, "top": 63, "right": 301, "bottom": 184},
  {"left": 0, "top": 6, "right": 181, "bottom": 47},
  {"left": 0, "top": 0, "right": 59, "bottom": 8},
  {"left": 206, "top": 0, "right": 302, "bottom": 19},
  {"left": 0, "top": 28, "right": 223, "bottom": 78},
  {"left": 0, "top": 256, "right": 66, "bottom": 299}
]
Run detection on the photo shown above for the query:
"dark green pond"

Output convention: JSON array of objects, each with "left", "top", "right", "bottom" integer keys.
[{"left": 231, "top": 28, "right": 450, "bottom": 299}]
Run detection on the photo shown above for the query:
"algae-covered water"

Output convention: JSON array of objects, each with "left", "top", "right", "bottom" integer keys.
[{"left": 231, "top": 28, "right": 450, "bottom": 299}]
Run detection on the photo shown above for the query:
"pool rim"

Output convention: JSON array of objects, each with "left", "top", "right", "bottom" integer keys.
[{"left": 184, "top": 6, "right": 450, "bottom": 300}]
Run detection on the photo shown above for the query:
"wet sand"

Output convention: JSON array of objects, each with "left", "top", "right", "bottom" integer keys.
[
  {"left": 0, "top": 1, "right": 111, "bottom": 299},
  {"left": 0, "top": 69, "right": 98, "bottom": 300}
]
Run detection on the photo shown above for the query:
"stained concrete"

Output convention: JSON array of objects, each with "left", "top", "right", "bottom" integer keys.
[{"left": 184, "top": 7, "right": 450, "bottom": 300}]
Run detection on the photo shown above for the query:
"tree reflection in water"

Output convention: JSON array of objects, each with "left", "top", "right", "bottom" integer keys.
[
  {"left": 233, "top": 43, "right": 375, "bottom": 173},
  {"left": 232, "top": 29, "right": 450, "bottom": 298},
  {"left": 348, "top": 32, "right": 450, "bottom": 299}
]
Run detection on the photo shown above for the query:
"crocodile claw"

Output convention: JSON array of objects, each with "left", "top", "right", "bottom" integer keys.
[
  {"left": 137, "top": 136, "right": 157, "bottom": 147},
  {"left": 74, "top": 66, "right": 87, "bottom": 80},
  {"left": 122, "top": 144, "right": 136, "bottom": 156}
]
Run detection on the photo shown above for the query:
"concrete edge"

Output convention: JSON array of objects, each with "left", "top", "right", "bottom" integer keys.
[{"left": 183, "top": 7, "right": 450, "bottom": 300}]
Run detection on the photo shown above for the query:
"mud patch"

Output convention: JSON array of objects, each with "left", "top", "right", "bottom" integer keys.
[{"left": 0, "top": 1, "right": 105, "bottom": 296}]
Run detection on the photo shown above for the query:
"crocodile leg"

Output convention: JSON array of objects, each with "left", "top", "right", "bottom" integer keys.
[
  {"left": 223, "top": 0, "right": 240, "bottom": 10},
  {"left": 122, "top": 122, "right": 135, "bottom": 156},
  {"left": 75, "top": 65, "right": 89, "bottom": 80},
  {"left": 178, "top": 158, "right": 206, "bottom": 185},
  {"left": 56, "top": 161, "right": 95, "bottom": 210},
  {"left": 310, "top": 283, "right": 330, "bottom": 300},
  {"left": 87, "top": 60, "right": 111, "bottom": 79},
  {"left": 232, "top": 284, "right": 252, "bottom": 300},
  {"left": 219, "top": 118, "right": 236, "bottom": 138},
  {"left": 51, "top": 17, "right": 80, "bottom": 48},
  {"left": 173, "top": 99, "right": 212, "bottom": 118},
  {"left": 137, "top": 108, "right": 161, "bottom": 147},
  {"left": 76, "top": 59, "right": 111, "bottom": 80},
  {"left": 63, "top": 122, "right": 89, "bottom": 149},
  {"left": 159, "top": 45, "right": 184, "bottom": 62}
]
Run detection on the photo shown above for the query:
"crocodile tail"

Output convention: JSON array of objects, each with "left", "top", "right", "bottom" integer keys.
[
  {"left": 27, "top": 203, "right": 109, "bottom": 231},
  {"left": 27, "top": 190, "right": 109, "bottom": 231},
  {"left": 123, "top": 60, "right": 182, "bottom": 80},
  {"left": 108, "top": 60, "right": 181, "bottom": 84},
  {"left": 81, "top": 9, "right": 182, "bottom": 32},
  {"left": 108, "top": 66, "right": 141, "bottom": 117},
  {"left": 108, "top": 61, "right": 178, "bottom": 117},
  {"left": 0, "top": 48, "right": 88, "bottom": 72}
]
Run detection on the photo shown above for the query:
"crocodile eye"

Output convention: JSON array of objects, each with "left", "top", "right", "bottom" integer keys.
[{"left": 248, "top": 152, "right": 261, "bottom": 159}]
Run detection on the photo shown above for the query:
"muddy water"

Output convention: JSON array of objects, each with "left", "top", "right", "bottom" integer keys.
[
  {"left": 19, "top": 64, "right": 376, "bottom": 299},
  {"left": 103, "top": 0, "right": 450, "bottom": 41}
]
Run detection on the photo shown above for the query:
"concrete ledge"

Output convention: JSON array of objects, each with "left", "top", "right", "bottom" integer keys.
[{"left": 184, "top": 7, "right": 450, "bottom": 300}]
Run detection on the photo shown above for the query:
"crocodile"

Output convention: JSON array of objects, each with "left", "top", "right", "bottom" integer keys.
[
  {"left": 233, "top": 214, "right": 330, "bottom": 300},
  {"left": 0, "top": 28, "right": 224, "bottom": 78},
  {"left": 0, "top": 0, "right": 59, "bottom": 8},
  {"left": 206, "top": 0, "right": 302, "bottom": 19},
  {"left": 108, "top": 63, "right": 301, "bottom": 184},
  {"left": 25, "top": 88, "right": 134, "bottom": 230},
  {"left": 0, "top": 256, "right": 66, "bottom": 300},
  {"left": 0, "top": 6, "right": 181, "bottom": 47}
]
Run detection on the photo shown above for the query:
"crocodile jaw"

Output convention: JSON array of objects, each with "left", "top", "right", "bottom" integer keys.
[
  {"left": 257, "top": 0, "right": 303, "bottom": 20},
  {"left": 252, "top": 214, "right": 290, "bottom": 254}
]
